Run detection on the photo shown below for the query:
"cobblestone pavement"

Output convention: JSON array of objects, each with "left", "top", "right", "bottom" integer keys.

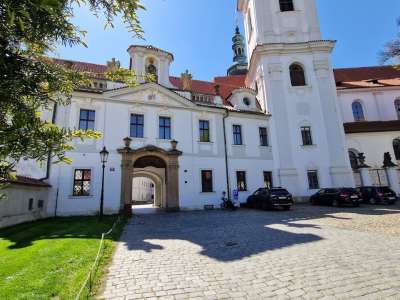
[{"left": 100, "top": 204, "right": 400, "bottom": 300}]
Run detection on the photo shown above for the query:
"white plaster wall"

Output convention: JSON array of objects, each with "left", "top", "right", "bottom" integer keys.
[
  {"left": 0, "top": 185, "right": 49, "bottom": 228},
  {"left": 240, "top": 0, "right": 321, "bottom": 59},
  {"left": 346, "top": 132, "right": 400, "bottom": 168},
  {"left": 338, "top": 89, "right": 400, "bottom": 122}
]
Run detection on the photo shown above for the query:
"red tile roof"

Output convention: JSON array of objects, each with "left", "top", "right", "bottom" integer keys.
[
  {"left": 7, "top": 176, "right": 51, "bottom": 187},
  {"left": 334, "top": 66, "right": 400, "bottom": 90},
  {"left": 51, "top": 58, "right": 400, "bottom": 93},
  {"left": 52, "top": 58, "right": 108, "bottom": 74}
]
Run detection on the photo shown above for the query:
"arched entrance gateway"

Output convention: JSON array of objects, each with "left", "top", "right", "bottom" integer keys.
[{"left": 118, "top": 138, "right": 182, "bottom": 215}]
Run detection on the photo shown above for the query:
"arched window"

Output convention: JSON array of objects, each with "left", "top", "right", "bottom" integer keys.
[
  {"left": 279, "top": 0, "right": 294, "bottom": 12},
  {"left": 393, "top": 139, "right": 400, "bottom": 160},
  {"left": 395, "top": 99, "right": 400, "bottom": 120},
  {"left": 352, "top": 101, "right": 365, "bottom": 121},
  {"left": 348, "top": 150, "right": 359, "bottom": 170},
  {"left": 290, "top": 64, "right": 306, "bottom": 86}
]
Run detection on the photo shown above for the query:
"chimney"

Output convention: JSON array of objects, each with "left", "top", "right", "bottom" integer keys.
[
  {"left": 181, "top": 69, "right": 192, "bottom": 91},
  {"left": 214, "top": 84, "right": 223, "bottom": 105}
]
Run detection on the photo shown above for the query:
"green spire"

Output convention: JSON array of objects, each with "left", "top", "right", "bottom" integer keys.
[{"left": 227, "top": 26, "right": 248, "bottom": 76}]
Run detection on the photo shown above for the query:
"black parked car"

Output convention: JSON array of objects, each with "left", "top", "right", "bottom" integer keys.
[
  {"left": 246, "top": 188, "right": 293, "bottom": 210},
  {"left": 310, "top": 188, "right": 361, "bottom": 207},
  {"left": 358, "top": 186, "right": 397, "bottom": 205}
]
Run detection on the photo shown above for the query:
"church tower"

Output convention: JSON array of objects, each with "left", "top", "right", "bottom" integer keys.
[
  {"left": 227, "top": 26, "right": 248, "bottom": 76},
  {"left": 238, "top": 0, "right": 354, "bottom": 197}
]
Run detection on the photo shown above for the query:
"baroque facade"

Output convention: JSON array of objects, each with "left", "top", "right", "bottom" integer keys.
[{"left": 14, "top": 0, "right": 400, "bottom": 216}]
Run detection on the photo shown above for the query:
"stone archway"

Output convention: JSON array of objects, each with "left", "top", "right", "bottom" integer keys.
[
  {"left": 133, "top": 169, "right": 165, "bottom": 208},
  {"left": 118, "top": 139, "right": 182, "bottom": 215}
]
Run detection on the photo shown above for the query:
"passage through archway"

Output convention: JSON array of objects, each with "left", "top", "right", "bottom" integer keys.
[{"left": 118, "top": 142, "right": 182, "bottom": 215}]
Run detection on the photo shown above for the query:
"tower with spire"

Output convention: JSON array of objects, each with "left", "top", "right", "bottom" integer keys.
[{"left": 227, "top": 26, "right": 248, "bottom": 76}]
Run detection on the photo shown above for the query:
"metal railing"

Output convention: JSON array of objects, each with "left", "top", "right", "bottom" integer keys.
[{"left": 75, "top": 217, "right": 121, "bottom": 300}]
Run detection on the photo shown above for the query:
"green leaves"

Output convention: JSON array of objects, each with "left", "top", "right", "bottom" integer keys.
[{"left": 1, "top": 0, "right": 144, "bottom": 184}]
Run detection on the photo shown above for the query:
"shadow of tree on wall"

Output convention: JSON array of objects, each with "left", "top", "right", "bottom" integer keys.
[{"left": 121, "top": 204, "right": 400, "bottom": 262}]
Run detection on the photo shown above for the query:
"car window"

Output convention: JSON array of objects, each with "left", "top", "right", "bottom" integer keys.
[
  {"left": 377, "top": 187, "right": 392, "bottom": 193},
  {"left": 270, "top": 188, "right": 288, "bottom": 193}
]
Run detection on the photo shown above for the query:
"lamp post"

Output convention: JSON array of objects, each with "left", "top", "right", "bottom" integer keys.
[{"left": 99, "top": 146, "right": 109, "bottom": 219}]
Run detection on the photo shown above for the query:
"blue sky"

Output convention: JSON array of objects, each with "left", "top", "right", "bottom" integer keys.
[{"left": 55, "top": 0, "right": 400, "bottom": 81}]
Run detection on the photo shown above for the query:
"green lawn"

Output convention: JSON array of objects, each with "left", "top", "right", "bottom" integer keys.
[{"left": 0, "top": 216, "right": 126, "bottom": 300}]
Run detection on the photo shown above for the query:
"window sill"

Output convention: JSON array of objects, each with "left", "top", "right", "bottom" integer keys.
[
  {"left": 259, "top": 145, "right": 271, "bottom": 148},
  {"left": 68, "top": 195, "right": 94, "bottom": 199},
  {"left": 130, "top": 137, "right": 147, "bottom": 141},
  {"left": 300, "top": 144, "right": 317, "bottom": 149},
  {"left": 232, "top": 144, "right": 246, "bottom": 147},
  {"left": 200, "top": 191, "right": 216, "bottom": 194},
  {"left": 198, "top": 141, "right": 213, "bottom": 144}
]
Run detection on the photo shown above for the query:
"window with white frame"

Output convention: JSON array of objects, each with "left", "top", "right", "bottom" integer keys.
[
  {"left": 199, "top": 120, "right": 210, "bottom": 142},
  {"left": 307, "top": 170, "right": 319, "bottom": 190},
  {"left": 233, "top": 125, "right": 243, "bottom": 145},
  {"left": 130, "top": 114, "right": 144, "bottom": 138},
  {"left": 79, "top": 109, "right": 95, "bottom": 130},
  {"left": 73, "top": 169, "right": 91, "bottom": 196},
  {"left": 301, "top": 126, "right": 313, "bottom": 146},
  {"left": 259, "top": 127, "right": 269, "bottom": 146},
  {"left": 352, "top": 101, "right": 365, "bottom": 121},
  {"left": 236, "top": 171, "right": 247, "bottom": 191},
  {"left": 201, "top": 170, "right": 213, "bottom": 193}
]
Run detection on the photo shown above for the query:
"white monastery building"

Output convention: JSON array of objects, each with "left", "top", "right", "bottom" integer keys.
[{"left": 9, "top": 0, "right": 400, "bottom": 219}]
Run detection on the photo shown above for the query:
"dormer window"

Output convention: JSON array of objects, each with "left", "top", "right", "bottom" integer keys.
[
  {"left": 279, "top": 0, "right": 294, "bottom": 12},
  {"left": 146, "top": 58, "right": 158, "bottom": 83}
]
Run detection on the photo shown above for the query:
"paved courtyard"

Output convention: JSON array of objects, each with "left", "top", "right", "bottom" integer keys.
[{"left": 100, "top": 204, "right": 400, "bottom": 300}]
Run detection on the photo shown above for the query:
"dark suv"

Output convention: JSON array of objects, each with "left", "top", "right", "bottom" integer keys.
[
  {"left": 310, "top": 188, "right": 361, "bottom": 207},
  {"left": 246, "top": 188, "right": 293, "bottom": 210},
  {"left": 358, "top": 186, "right": 397, "bottom": 205}
]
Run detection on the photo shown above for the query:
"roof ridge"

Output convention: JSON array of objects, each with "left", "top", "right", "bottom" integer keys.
[{"left": 52, "top": 57, "right": 108, "bottom": 68}]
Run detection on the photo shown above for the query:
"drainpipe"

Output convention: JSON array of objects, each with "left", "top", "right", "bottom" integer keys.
[
  {"left": 40, "top": 101, "right": 58, "bottom": 180},
  {"left": 223, "top": 108, "right": 231, "bottom": 201}
]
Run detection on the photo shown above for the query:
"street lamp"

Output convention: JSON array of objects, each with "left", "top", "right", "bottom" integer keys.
[{"left": 99, "top": 146, "right": 109, "bottom": 219}]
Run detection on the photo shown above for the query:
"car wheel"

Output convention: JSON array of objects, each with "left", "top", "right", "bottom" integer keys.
[
  {"left": 283, "top": 206, "right": 291, "bottom": 211},
  {"left": 369, "top": 197, "right": 377, "bottom": 205},
  {"left": 332, "top": 199, "right": 340, "bottom": 207},
  {"left": 353, "top": 202, "right": 360, "bottom": 207},
  {"left": 310, "top": 198, "right": 317, "bottom": 206}
]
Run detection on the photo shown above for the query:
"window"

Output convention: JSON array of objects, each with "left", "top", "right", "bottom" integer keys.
[
  {"left": 79, "top": 109, "right": 95, "bottom": 130},
  {"left": 290, "top": 64, "right": 306, "bottom": 86},
  {"left": 236, "top": 171, "right": 247, "bottom": 191},
  {"left": 38, "top": 200, "right": 44, "bottom": 209},
  {"left": 352, "top": 101, "right": 365, "bottom": 121},
  {"left": 73, "top": 169, "right": 91, "bottom": 196},
  {"left": 146, "top": 61, "right": 158, "bottom": 83},
  {"left": 130, "top": 114, "right": 144, "bottom": 138},
  {"left": 233, "top": 125, "right": 243, "bottom": 145},
  {"left": 201, "top": 170, "right": 213, "bottom": 193},
  {"left": 247, "top": 11, "right": 253, "bottom": 36},
  {"left": 259, "top": 127, "right": 269, "bottom": 146},
  {"left": 393, "top": 139, "right": 400, "bottom": 160},
  {"left": 159, "top": 117, "right": 171, "bottom": 140},
  {"left": 279, "top": 0, "right": 294, "bottom": 11},
  {"left": 263, "top": 171, "right": 273, "bottom": 188},
  {"left": 307, "top": 170, "right": 319, "bottom": 190},
  {"left": 349, "top": 150, "right": 359, "bottom": 170},
  {"left": 199, "top": 120, "right": 210, "bottom": 142},
  {"left": 301, "top": 126, "right": 313, "bottom": 146},
  {"left": 395, "top": 99, "right": 400, "bottom": 120},
  {"left": 28, "top": 198, "right": 34, "bottom": 211}
]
